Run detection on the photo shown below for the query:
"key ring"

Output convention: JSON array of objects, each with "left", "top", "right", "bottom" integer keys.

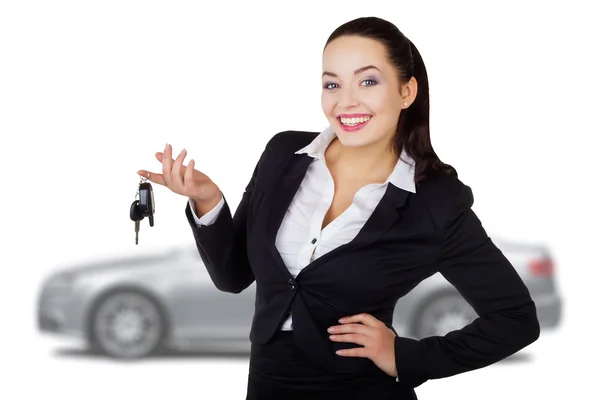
[{"left": 134, "top": 175, "right": 149, "bottom": 200}]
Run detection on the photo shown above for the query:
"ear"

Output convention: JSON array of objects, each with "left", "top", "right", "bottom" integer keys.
[
  {"left": 399, "top": 76, "right": 418, "bottom": 106},
  {"left": 406, "top": 76, "right": 418, "bottom": 101}
]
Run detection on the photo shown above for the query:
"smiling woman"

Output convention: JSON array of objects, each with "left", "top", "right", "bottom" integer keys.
[{"left": 139, "top": 15, "right": 539, "bottom": 400}]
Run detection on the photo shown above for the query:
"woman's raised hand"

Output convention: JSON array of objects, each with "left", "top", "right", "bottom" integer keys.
[{"left": 137, "top": 143, "right": 221, "bottom": 204}]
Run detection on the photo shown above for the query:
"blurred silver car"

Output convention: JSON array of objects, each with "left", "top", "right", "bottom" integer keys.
[{"left": 37, "top": 239, "right": 561, "bottom": 358}]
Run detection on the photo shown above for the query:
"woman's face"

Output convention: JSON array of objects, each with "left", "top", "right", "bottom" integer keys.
[{"left": 321, "top": 35, "right": 406, "bottom": 150}]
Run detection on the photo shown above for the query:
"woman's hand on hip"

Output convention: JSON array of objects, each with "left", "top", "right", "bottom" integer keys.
[
  {"left": 328, "top": 313, "right": 398, "bottom": 378},
  {"left": 138, "top": 143, "right": 221, "bottom": 204}
]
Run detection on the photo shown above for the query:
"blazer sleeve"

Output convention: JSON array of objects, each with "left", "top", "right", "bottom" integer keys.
[
  {"left": 393, "top": 181, "right": 540, "bottom": 388},
  {"left": 184, "top": 138, "right": 273, "bottom": 294},
  {"left": 188, "top": 195, "right": 225, "bottom": 226}
]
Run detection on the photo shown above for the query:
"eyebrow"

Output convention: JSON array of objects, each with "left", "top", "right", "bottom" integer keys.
[{"left": 322, "top": 65, "right": 381, "bottom": 78}]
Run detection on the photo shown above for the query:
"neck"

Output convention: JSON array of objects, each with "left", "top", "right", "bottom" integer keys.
[{"left": 326, "top": 136, "right": 397, "bottom": 183}]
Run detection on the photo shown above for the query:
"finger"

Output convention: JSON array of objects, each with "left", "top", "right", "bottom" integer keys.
[
  {"left": 328, "top": 323, "right": 373, "bottom": 337},
  {"left": 137, "top": 170, "right": 166, "bottom": 186},
  {"left": 156, "top": 151, "right": 188, "bottom": 172},
  {"left": 335, "top": 347, "right": 371, "bottom": 358},
  {"left": 162, "top": 143, "right": 173, "bottom": 187},
  {"left": 329, "top": 332, "right": 370, "bottom": 346},
  {"left": 339, "top": 313, "right": 384, "bottom": 328},
  {"left": 184, "top": 158, "right": 194, "bottom": 188},
  {"left": 171, "top": 148, "right": 187, "bottom": 188}
]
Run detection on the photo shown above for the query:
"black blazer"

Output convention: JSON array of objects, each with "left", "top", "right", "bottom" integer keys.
[{"left": 185, "top": 130, "right": 540, "bottom": 389}]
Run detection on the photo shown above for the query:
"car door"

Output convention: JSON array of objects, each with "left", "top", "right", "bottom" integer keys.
[{"left": 171, "top": 248, "right": 256, "bottom": 341}]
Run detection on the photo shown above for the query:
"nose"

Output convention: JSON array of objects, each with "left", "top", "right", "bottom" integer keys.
[{"left": 337, "top": 86, "right": 360, "bottom": 108}]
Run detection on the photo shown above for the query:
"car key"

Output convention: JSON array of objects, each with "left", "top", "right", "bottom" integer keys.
[
  {"left": 130, "top": 177, "right": 155, "bottom": 245},
  {"left": 130, "top": 200, "right": 143, "bottom": 244},
  {"left": 135, "top": 220, "right": 140, "bottom": 244}
]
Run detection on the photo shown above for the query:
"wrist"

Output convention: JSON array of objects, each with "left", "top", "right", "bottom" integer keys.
[{"left": 192, "top": 194, "right": 222, "bottom": 216}]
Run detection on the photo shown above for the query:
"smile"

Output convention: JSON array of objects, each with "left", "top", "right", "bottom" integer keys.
[{"left": 338, "top": 115, "right": 371, "bottom": 132}]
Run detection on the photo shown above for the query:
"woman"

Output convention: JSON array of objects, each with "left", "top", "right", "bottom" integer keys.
[{"left": 138, "top": 16, "right": 539, "bottom": 400}]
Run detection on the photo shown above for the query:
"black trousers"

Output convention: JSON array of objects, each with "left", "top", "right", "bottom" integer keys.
[{"left": 245, "top": 330, "right": 418, "bottom": 400}]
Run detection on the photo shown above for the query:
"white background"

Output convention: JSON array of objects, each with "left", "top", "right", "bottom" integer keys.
[{"left": 1, "top": 0, "right": 599, "bottom": 398}]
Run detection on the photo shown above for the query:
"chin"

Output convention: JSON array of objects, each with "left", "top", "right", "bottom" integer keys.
[{"left": 334, "top": 131, "right": 376, "bottom": 148}]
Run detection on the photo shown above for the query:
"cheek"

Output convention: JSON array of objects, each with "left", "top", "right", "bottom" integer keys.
[
  {"left": 321, "top": 94, "right": 335, "bottom": 114},
  {"left": 366, "top": 88, "right": 396, "bottom": 115}
]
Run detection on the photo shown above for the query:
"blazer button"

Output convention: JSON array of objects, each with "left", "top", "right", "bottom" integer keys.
[
  {"left": 288, "top": 278, "right": 296, "bottom": 291},
  {"left": 311, "top": 238, "right": 317, "bottom": 244}
]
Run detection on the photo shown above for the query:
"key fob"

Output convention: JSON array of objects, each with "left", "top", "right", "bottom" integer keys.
[
  {"left": 138, "top": 182, "right": 155, "bottom": 226},
  {"left": 130, "top": 200, "right": 143, "bottom": 221}
]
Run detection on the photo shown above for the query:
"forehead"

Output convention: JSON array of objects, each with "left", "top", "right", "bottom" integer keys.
[{"left": 322, "top": 35, "right": 389, "bottom": 73}]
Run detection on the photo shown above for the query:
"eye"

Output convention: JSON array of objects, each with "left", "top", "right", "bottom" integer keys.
[
  {"left": 362, "top": 79, "right": 378, "bottom": 86},
  {"left": 323, "top": 82, "right": 338, "bottom": 90}
]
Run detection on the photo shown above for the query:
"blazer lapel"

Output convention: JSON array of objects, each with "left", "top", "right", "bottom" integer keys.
[
  {"left": 350, "top": 183, "right": 410, "bottom": 250},
  {"left": 264, "top": 153, "right": 313, "bottom": 276}
]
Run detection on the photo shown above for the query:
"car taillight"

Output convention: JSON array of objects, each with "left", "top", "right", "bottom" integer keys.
[{"left": 529, "top": 257, "right": 554, "bottom": 276}]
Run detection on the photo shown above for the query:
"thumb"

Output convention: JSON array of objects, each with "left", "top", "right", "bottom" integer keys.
[{"left": 137, "top": 170, "right": 166, "bottom": 186}]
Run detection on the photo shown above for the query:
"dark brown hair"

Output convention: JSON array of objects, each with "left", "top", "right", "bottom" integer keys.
[{"left": 324, "top": 16, "right": 457, "bottom": 183}]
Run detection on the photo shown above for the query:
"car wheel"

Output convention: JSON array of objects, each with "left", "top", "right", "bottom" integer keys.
[
  {"left": 412, "top": 293, "right": 478, "bottom": 338},
  {"left": 89, "top": 289, "right": 166, "bottom": 359}
]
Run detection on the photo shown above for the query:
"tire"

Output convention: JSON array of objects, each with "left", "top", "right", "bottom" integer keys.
[
  {"left": 88, "top": 289, "right": 166, "bottom": 359},
  {"left": 411, "top": 292, "right": 478, "bottom": 338}
]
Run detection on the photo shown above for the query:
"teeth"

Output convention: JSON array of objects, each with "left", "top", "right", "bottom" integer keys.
[{"left": 340, "top": 116, "right": 370, "bottom": 125}]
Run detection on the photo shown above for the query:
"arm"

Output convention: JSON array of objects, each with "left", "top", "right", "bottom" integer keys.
[
  {"left": 184, "top": 140, "right": 272, "bottom": 294},
  {"left": 393, "top": 182, "right": 540, "bottom": 388}
]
